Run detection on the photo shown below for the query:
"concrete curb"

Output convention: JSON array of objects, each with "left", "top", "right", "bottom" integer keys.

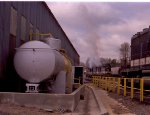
[
  {"left": 86, "top": 85, "right": 109, "bottom": 115},
  {"left": 0, "top": 85, "right": 85, "bottom": 112}
]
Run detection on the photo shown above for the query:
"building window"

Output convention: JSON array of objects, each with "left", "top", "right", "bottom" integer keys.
[
  {"left": 21, "top": 16, "right": 26, "bottom": 44},
  {"left": 10, "top": 7, "right": 17, "bottom": 36}
]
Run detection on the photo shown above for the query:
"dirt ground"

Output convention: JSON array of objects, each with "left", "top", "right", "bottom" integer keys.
[
  {"left": 94, "top": 87, "right": 135, "bottom": 115},
  {"left": 108, "top": 91, "right": 150, "bottom": 115},
  {"left": 95, "top": 85, "right": 150, "bottom": 115},
  {"left": 0, "top": 103, "right": 63, "bottom": 115}
]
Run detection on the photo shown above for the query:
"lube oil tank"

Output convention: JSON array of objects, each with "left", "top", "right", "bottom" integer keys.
[
  {"left": 45, "top": 36, "right": 73, "bottom": 93},
  {"left": 59, "top": 49, "right": 72, "bottom": 93},
  {"left": 14, "top": 38, "right": 73, "bottom": 93},
  {"left": 14, "top": 40, "right": 65, "bottom": 83}
]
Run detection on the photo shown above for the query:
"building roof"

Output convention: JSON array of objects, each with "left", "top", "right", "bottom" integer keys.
[{"left": 42, "top": 2, "right": 80, "bottom": 57}]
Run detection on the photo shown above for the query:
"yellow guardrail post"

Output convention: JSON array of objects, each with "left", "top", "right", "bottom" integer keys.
[
  {"left": 79, "top": 77, "right": 81, "bottom": 86},
  {"left": 131, "top": 78, "right": 134, "bottom": 99},
  {"left": 94, "top": 76, "right": 95, "bottom": 86},
  {"left": 113, "top": 77, "right": 116, "bottom": 93},
  {"left": 95, "top": 76, "right": 96, "bottom": 87},
  {"left": 117, "top": 78, "right": 120, "bottom": 95},
  {"left": 104, "top": 77, "right": 106, "bottom": 90},
  {"left": 92, "top": 76, "right": 94, "bottom": 85},
  {"left": 99, "top": 76, "right": 102, "bottom": 88},
  {"left": 95, "top": 76, "right": 97, "bottom": 87},
  {"left": 103, "top": 77, "right": 105, "bottom": 89},
  {"left": 98, "top": 76, "right": 100, "bottom": 87},
  {"left": 95, "top": 76, "right": 96, "bottom": 86},
  {"left": 94, "top": 76, "right": 96, "bottom": 87},
  {"left": 99, "top": 76, "right": 101, "bottom": 88},
  {"left": 124, "top": 78, "right": 127, "bottom": 96},
  {"left": 107, "top": 77, "right": 109, "bottom": 91},
  {"left": 74, "top": 78, "right": 81, "bottom": 87},
  {"left": 102, "top": 77, "right": 104, "bottom": 89},
  {"left": 93, "top": 76, "right": 95, "bottom": 86},
  {"left": 107, "top": 77, "right": 110, "bottom": 92},
  {"left": 96, "top": 77, "right": 98, "bottom": 87},
  {"left": 97, "top": 76, "right": 99, "bottom": 87},
  {"left": 109, "top": 77, "right": 112, "bottom": 92},
  {"left": 110, "top": 77, "right": 112, "bottom": 92},
  {"left": 105, "top": 77, "right": 107, "bottom": 90},
  {"left": 101, "top": 77, "right": 103, "bottom": 88},
  {"left": 140, "top": 78, "right": 144, "bottom": 102},
  {"left": 92, "top": 76, "right": 94, "bottom": 86},
  {"left": 108, "top": 77, "right": 111, "bottom": 92}
]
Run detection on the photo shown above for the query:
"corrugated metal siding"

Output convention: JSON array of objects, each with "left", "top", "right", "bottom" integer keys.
[
  {"left": 2, "top": 3, "right": 11, "bottom": 68},
  {"left": 0, "top": 1, "right": 79, "bottom": 63},
  {"left": 0, "top": 28, "right": 2, "bottom": 76},
  {"left": 0, "top": 2, "right": 79, "bottom": 91},
  {"left": 0, "top": 3, "right": 3, "bottom": 75},
  {"left": 16, "top": 8, "right": 21, "bottom": 47}
]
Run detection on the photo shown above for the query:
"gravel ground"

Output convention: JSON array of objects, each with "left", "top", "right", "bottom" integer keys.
[
  {"left": 0, "top": 103, "right": 64, "bottom": 115},
  {"left": 108, "top": 91, "right": 150, "bottom": 115},
  {"left": 94, "top": 87, "right": 135, "bottom": 115}
]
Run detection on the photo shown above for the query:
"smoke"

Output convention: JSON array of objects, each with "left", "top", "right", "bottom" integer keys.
[
  {"left": 77, "top": 4, "right": 101, "bottom": 58},
  {"left": 48, "top": 3, "right": 150, "bottom": 63},
  {"left": 47, "top": 3, "right": 108, "bottom": 65},
  {"left": 86, "top": 57, "right": 102, "bottom": 68}
]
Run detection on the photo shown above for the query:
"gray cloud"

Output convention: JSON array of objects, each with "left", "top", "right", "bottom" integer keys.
[{"left": 47, "top": 2, "right": 150, "bottom": 63}]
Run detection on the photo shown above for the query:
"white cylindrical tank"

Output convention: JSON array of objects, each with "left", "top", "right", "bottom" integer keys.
[{"left": 14, "top": 41, "right": 65, "bottom": 83}]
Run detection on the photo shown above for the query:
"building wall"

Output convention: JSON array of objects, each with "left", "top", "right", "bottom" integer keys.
[
  {"left": 0, "top": 2, "right": 79, "bottom": 92},
  {"left": 131, "top": 29, "right": 150, "bottom": 60}
]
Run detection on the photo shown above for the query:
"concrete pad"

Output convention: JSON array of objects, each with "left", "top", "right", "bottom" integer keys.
[
  {"left": 86, "top": 85, "right": 109, "bottom": 115},
  {"left": 73, "top": 86, "right": 100, "bottom": 115},
  {"left": 0, "top": 85, "right": 85, "bottom": 112}
]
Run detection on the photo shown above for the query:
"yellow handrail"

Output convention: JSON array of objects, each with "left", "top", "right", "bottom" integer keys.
[
  {"left": 74, "top": 78, "right": 81, "bottom": 86},
  {"left": 92, "top": 76, "right": 150, "bottom": 102}
]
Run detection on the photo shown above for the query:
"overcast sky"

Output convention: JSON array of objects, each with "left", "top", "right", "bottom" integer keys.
[{"left": 47, "top": 2, "right": 150, "bottom": 63}]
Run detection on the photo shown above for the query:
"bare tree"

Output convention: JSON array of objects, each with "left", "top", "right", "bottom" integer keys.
[
  {"left": 119, "top": 42, "right": 130, "bottom": 68},
  {"left": 100, "top": 58, "right": 111, "bottom": 66}
]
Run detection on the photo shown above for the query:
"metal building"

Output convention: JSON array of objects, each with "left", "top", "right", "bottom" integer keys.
[
  {"left": 131, "top": 28, "right": 150, "bottom": 61},
  {"left": 131, "top": 28, "right": 150, "bottom": 69},
  {"left": 0, "top": 2, "right": 79, "bottom": 92}
]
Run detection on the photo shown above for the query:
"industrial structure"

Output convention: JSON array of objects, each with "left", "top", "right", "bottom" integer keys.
[
  {"left": 0, "top": 2, "right": 80, "bottom": 92},
  {"left": 120, "top": 26, "right": 150, "bottom": 77},
  {"left": 130, "top": 27, "right": 150, "bottom": 76}
]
